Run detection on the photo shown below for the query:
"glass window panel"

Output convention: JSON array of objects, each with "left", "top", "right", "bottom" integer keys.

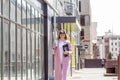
[
  {"left": 31, "top": 7, "right": 34, "bottom": 31},
  {"left": 10, "top": 0, "right": 15, "bottom": 21},
  {"left": 3, "top": 21, "right": 9, "bottom": 80},
  {"left": 36, "top": 11, "right": 39, "bottom": 32},
  {"left": 17, "top": 0, "right": 22, "bottom": 24},
  {"left": 41, "top": 36, "right": 44, "bottom": 77},
  {"left": 0, "top": 0, "right": 1, "bottom": 14},
  {"left": 32, "top": 33, "right": 35, "bottom": 80},
  {"left": 38, "top": 36, "right": 41, "bottom": 78},
  {"left": 85, "top": 15, "right": 90, "bottom": 26},
  {"left": 41, "top": 16, "right": 44, "bottom": 34},
  {"left": 3, "top": 0, "right": 10, "bottom": 18},
  {"left": 27, "top": 3, "right": 30, "bottom": 29},
  {"left": 0, "top": 18, "right": 1, "bottom": 80},
  {"left": 27, "top": 31, "right": 31, "bottom": 80},
  {"left": 22, "top": 0, "right": 26, "bottom": 26},
  {"left": 22, "top": 28, "right": 26, "bottom": 80},
  {"left": 10, "top": 23, "right": 16, "bottom": 80},
  {"left": 35, "top": 35, "right": 39, "bottom": 78},
  {"left": 36, "top": 35, "right": 39, "bottom": 79},
  {"left": 34, "top": 34, "right": 36, "bottom": 79},
  {"left": 39, "top": 14, "right": 41, "bottom": 33},
  {"left": 34, "top": 10, "right": 38, "bottom": 31},
  {"left": 17, "top": 27, "right": 21, "bottom": 80}
]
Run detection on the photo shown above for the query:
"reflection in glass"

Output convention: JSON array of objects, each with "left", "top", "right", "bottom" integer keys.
[
  {"left": 35, "top": 10, "right": 39, "bottom": 32},
  {"left": 0, "top": 0, "right": 1, "bottom": 14},
  {"left": 17, "top": 27, "right": 21, "bottom": 80},
  {"left": 38, "top": 36, "right": 41, "bottom": 78},
  {"left": 34, "top": 34, "right": 36, "bottom": 80},
  {"left": 27, "top": 31, "right": 31, "bottom": 80},
  {"left": 3, "top": 21, "right": 9, "bottom": 80},
  {"left": 41, "top": 36, "right": 44, "bottom": 77},
  {"left": 22, "top": 28, "right": 26, "bottom": 80},
  {"left": 34, "top": 10, "right": 37, "bottom": 31},
  {"left": 17, "top": 0, "right": 22, "bottom": 24},
  {"left": 22, "top": 0, "right": 26, "bottom": 26},
  {"left": 10, "top": 23, "right": 15, "bottom": 80},
  {"left": 10, "top": 0, "right": 15, "bottom": 21},
  {"left": 27, "top": 3, "right": 31, "bottom": 29},
  {"left": 41, "top": 16, "right": 44, "bottom": 34},
  {"left": 0, "top": 0, "right": 45, "bottom": 79},
  {"left": 31, "top": 7, "right": 34, "bottom": 30},
  {"left": 32, "top": 33, "right": 35, "bottom": 80},
  {"left": 36, "top": 34, "right": 39, "bottom": 79},
  {"left": 3, "top": 0, "right": 10, "bottom": 18},
  {"left": 39, "top": 14, "right": 41, "bottom": 33},
  {"left": 0, "top": 18, "right": 1, "bottom": 80}
]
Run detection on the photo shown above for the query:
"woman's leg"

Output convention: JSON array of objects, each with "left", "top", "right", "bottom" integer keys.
[{"left": 62, "top": 62, "right": 69, "bottom": 80}]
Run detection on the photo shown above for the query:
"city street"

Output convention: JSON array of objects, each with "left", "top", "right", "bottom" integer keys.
[{"left": 67, "top": 68, "right": 117, "bottom": 80}]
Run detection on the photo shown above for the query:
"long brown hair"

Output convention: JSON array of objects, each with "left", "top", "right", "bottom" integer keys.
[{"left": 57, "top": 30, "right": 67, "bottom": 40}]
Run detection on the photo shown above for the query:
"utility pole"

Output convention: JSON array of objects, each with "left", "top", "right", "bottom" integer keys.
[
  {"left": 118, "top": 47, "right": 120, "bottom": 80},
  {"left": 118, "top": 54, "right": 120, "bottom": 80}
]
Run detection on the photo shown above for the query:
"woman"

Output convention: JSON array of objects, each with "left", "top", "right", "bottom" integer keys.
[{"left": 53, "top": 30, "right": 72, "bottom": 80}]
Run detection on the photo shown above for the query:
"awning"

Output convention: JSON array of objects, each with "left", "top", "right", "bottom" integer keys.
[{"left": 52, "top": 16, "right": 81, "bottom": 31}]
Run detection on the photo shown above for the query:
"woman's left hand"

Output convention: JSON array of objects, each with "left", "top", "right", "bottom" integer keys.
[{"left": 63, "top": 51, "right": 69, "bottom": 54}]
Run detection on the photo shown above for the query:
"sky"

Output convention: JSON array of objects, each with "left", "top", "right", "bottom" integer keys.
[{"left": 90, "top": 0, "right": 120, "bottom": 36}]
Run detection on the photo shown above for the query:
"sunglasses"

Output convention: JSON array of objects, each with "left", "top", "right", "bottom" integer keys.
[{"left": 59, "top": 32, "right": 65, "bottom": 34}]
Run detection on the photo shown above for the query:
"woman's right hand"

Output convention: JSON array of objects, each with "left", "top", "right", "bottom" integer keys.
[{"left": 53, "top": 40, "right": 57, "bottom": 49}]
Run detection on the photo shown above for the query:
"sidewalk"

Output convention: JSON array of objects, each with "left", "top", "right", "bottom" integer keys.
[{"left": 67, "top": 68, "right": 117, "bottom": 80}]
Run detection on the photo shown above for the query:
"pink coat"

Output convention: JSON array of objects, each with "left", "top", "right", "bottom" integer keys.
[{"left": 53, "top": 40, "right": 72, "bottom": 80}]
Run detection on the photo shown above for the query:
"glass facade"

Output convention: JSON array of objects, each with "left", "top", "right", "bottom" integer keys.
[
  {"left": 0, "top": 0, "right": 44, "bottom": 80},
  {"left": 0, "top": 18, "right": 1, "bottom": 80}
]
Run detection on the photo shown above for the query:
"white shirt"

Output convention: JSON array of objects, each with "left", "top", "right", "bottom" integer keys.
[{"left": 58, "top": 40, "right": 65, "bottom": 64}]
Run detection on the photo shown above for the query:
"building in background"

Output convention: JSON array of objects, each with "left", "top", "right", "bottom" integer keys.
[
  {"left": 80, "top": 0, "right": 94, "bottom": 59},
  {"left": 91, "top": 22, "right": 97, "bottom": 59},
  {"left": 104, "top": 30, "right": 120, "bottom": 60},
  {"left": 97, "top": 36, "right": 105, "bottom": 59},
  {"left": 97, "top": 30, "right": 120, "bottom": 60}
]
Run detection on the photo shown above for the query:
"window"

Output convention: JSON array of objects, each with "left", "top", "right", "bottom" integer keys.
[
  {"left": 0, "top": 0, "right": 1, "bottom": 14},
  {"left": 27, "top": 3, "right": 31, "bottom": 28},
  {"left": 41, "top": 15, "right": 44, "bottom": 34},
  {"left": 0, "top": 18, "right": 1, "bottom": 80},
  {"left": 39, "top": 13, "right": 41, "bottom": 33},
  {"left": 3, "top": 20, "right": 9, "bottom": 79},
  {"left": 31, "top": 33, "right": 35, "bottom": 80},
  {"left": 10, "top": 23, "right": 16, "bottom": 79},
  {"left": 36, "top": 34, "right": 39, "bottom": 79},
  {"left": 17, "top": 27, "right": 22, "bottom": 79},
  {"left": 80, "top": 29, "right": 84, "bottom": 40},
  {"left": 36, "top": 11, "right": 39, "bottom": 32},
  {"left": 80, "top": 15, "right": 90, "bottom": 26},
  {"left": 27, "top": 31, "right": 31, "bottom": 79},
  {"left": 0, "top": 0, "right": 45, "bottom": 79},
  {"left": 111, "top": 42, "right": 113, "bottom": 45},
  {"left": 22, "top": 0, "right": 26, "bottom": 26},
  {"left": 119, "top": 42, "right": 120, "bottom": 47},
  {"left": 17, "top": 0, "right": 22, "bottom": 24},
  {"left": 3, "top": 0, "right": 10, "bottom": 18},
  {"left": 31, "top": 7, "right": 34, "bottom": 30},
  {"left": 111, "top": 48, "right": 113, "bottom": 51},
  {"left": 35, "top": 10, "right": 38, "bottom": 31},
  {"left": 22, "top": 28, "right": 27, "bottom": 80},
  {"left": 10, "top": 0, "right": 15, "bottom": 21},
  {"left": 38, "top": 36, "right": 41, "bottom": 77},
  {"left": 79, "top": 1, "right": 81, "bottom": 12},
  {"left": 115, "top": 48, "right": 117, "bottom": 51},
  {"left": 115, "top": 42, "right": 117, "bottom": 45}
]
